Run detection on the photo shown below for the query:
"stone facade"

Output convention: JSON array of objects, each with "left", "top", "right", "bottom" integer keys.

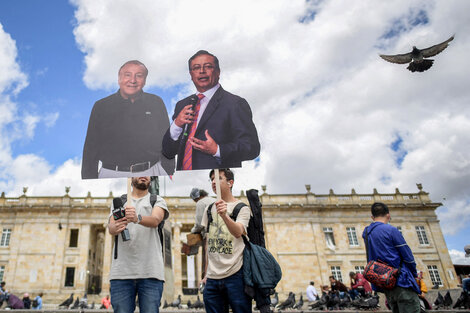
[{"left": 0, "top": 185, "right": 458, "bottom": 305}]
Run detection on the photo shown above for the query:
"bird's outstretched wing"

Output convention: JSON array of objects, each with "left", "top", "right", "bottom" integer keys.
[
  {"left": 379, "top": 52, "right": 412, "bottom": 64},
  {"left": 421, "top": 35, "right": 454, "bottom": 58}
]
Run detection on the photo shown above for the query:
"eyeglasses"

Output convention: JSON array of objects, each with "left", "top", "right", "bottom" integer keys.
[
  {"left": 121, "top": 72, "right": 146, "bottom": 80},
  {"left": 191, "top": 64, "right": 216, "bottom": 72}
]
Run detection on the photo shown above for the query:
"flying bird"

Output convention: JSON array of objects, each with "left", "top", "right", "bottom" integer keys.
[{"left": 380, "top": 35, "right": 454, "bottom": 72}]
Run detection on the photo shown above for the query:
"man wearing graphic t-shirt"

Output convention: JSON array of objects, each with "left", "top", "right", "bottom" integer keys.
[{"left": 200, "top": 169, "right": 252, "bottom": 313}]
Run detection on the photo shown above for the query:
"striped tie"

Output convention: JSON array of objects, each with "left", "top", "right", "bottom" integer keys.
[{"left": 182, "top": 94, "right": 205, "bottom": 170}]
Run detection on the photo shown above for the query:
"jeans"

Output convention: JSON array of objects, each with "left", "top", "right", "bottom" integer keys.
[
  {"left": 349, "top": 289, "right": 359, "bottom": 300},
  {"left": 203, "top": 269, "right": 252, "bottom": 313},
  {"left": 463, "top": 277, "right": 470, "bottom": 292},
  {"left": 384, "top": 286, "right": 420, "bottom": 313},
  {"left": 110, "top": 279, "right": 163, "bottom": 313}
]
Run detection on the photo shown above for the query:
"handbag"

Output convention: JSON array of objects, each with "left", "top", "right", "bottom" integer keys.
[{"left": 363, "top": 227, "right": 401, "bottom": 290}]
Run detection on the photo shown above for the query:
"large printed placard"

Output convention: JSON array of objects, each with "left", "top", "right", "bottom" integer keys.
[
  {"left": 81, "top": 60, "right": 175, "bottom": 179},
  {"left": 161, "top": 50, "right": 260, "bottom": 171}
]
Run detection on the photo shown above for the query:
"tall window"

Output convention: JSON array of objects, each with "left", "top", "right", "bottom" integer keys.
[
  {"left": 69, "top": 229, "right": 79, "bottom": 248},
  {"left": 346, "top": 227, "right": 359, "bottom": 246},
  {"left": 415, "top": 226, "right": 429, "bottom": 245},
  {"left": 427, "top": 265, "right": 442, "bottom": 286},
  {"left": 65, "top": 267, "right": 75, "bottom": 287},
  {"left": 0, "top": 265, "right": 4, "bottom": 282},
  {"left": 1, "top": 229, "right": 11, "bottom": 247},
  {"left": 323, "top": 227, "right": 336, "bottom": 249},
  {"left": 331, "top": 266, "right": 343, "bottom": 282},
  {"left": 355, "top": 266, "right": 365, "bottom": 274}
]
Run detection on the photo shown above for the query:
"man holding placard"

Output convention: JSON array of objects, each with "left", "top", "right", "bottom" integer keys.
[
  {"left": 162, "top": 50, "right": 260, "bottom": 171},
  {"left": 82, "top": 60, "right": 174, "bottom": 179},
  {"left": 200, "top": 169, "right": 252, "bottom": 313}
]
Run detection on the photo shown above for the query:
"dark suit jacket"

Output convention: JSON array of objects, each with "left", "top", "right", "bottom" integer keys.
[
  {"left": 82, "top": 91, "right": 174, "bottom": 179},
  {"left": 162, "top": 86, "right": 260, "bottom": 170}
]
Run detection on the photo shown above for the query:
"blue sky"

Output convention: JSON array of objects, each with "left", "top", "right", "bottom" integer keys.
[{"left": 0, "top": 0, "right": 469, "bottom": 265}]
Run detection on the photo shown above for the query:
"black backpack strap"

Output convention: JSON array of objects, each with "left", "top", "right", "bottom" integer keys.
[
  {"left": 230, "top": 202, "right": 248, "bottom": 221},
  {"left": 365, "top": 227, "right": 370, "bottom": 261},
  {"left": 206, "top": 203, "right": 214, "bottom": 233},
  {"left": 114, "top": 235, "right": 118, "bottom": 259},
  {"left": 149, "top": 194, "right": 157, "bottom": 207},
  {"left": 118, "top": 193, "right": 164, "bottom": 254},
  {"left": 114, "top": 195, "right": 128, "bottom": 260},
  {"left": 207, "top": 202, "right": 247, "bottom": 234},
  {"left": 149, "top": 194, "right": 164, "bottom": 253}
]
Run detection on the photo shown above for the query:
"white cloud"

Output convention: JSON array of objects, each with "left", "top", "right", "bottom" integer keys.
[
  {"left": 1, "top": 1, "right": 470, "bottom": 249},
  {"left": 449, "top": 249, "right": 470, "bottom": 265},
  {"left": 0, "top": 24, "right": 28, "bottom": 95},
  {"left": 65, "top": 0, "right": 470, "bottom": 239},
  {"left": 44, "top": 112, "right": 60, "bottom": 128},
  {"left": 0, "top": 24, "right": 84, "bottom": 196},
  {"left": 7, "top": 158, "right": 127, "bottom": 198}
]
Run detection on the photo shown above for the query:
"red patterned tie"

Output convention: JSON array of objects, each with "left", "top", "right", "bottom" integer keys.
[{"left": 182, "top": 94, "right": 205, "bottom": 170}]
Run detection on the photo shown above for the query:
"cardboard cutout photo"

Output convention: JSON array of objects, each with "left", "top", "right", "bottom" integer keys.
[
  {"left": 81, "top": 60, "right": 175, "bottom": 179},
  {"left": 162, "top": 50, "right": 260, "bottom": 171}
]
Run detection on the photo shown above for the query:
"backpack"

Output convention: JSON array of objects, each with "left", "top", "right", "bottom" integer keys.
[
  {"left": 32, "top": 298, "right": 39, "bottom": 308},
  {"left": 207, "top": 189, "right": 265, "bottom": 247},
  {"left": 113, "top": 194, "right": 164, "bottom": 259},
  {"left": 363, "top": 227, "right": 401, "bottom": 290}
]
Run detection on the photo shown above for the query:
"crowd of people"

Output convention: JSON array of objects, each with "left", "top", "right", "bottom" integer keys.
[
  {"left": 0, "top": 282, "right": 43, "bottom": 310},
  {"left": 2, "top": 184, "right": 469, "bottom": 313}
]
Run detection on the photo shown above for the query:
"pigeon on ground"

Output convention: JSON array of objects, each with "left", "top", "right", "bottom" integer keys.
[
  {"left": 270, "top": 292, "right": 278, "bottom": 307},
  {"left": 276, "top": 292, "right": 295, "bottom": 310},
  {"left": 162, "top": 300, "right": 169, "bottom": 308},
  {"left": 379, "top": 35, "right": 454, "bottom": 72},
  {"left": 170, "top": 295, "right": 181, "bottom": 309},
  {"left": 192, "top": 295, "right": 204, "bottom": 309},
  {"left": 186, "top": 299, "right": 192, "bottom": 309},
  {"left": 339, "top": 293, "right": 352, "bottom": 309},
  {"left": 293, "top": 293, "right": 304, "bottom": 309},
  {"left": 434, "top": 292, "right": 444, "bottom": 308},
  {"left": 71, "top": 296, "right": 80, "bottom": 309},
  {"left": 58, "top": 293, "right": 74, "bottom": 308},
  {"left": 443, "top": 290, "right": 453, "bottom": 308},
  {"left": 453, "top": 291, "right": 470, "bottom": 309},
  {"left": 79, "top": 293, "right": 88, "bottom": 309}
]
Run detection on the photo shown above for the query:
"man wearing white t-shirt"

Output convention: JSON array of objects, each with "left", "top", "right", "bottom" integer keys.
[
  {"left": 307, "top": 281, "right": 319, "bottom": 303},
  {"left": 201, "top": 169, "right": 252, "bottom": 313},
  {"left": 108, "top": 176, "right": 168, "bottom": 313}
]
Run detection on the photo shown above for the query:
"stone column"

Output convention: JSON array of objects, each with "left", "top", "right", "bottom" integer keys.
[
  {"left": 77, "top": 224, "right": 91, "bottom": 290},
  {"left": 101, "top": 228, "right": 113, "bottom": 294},
  {"left": 173, "top": 222, "right": 182, "bottom": 295}
]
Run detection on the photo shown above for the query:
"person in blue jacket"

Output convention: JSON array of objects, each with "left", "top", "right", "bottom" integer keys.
[
  {"left": 32, "top": 293, "right": 43, "bottom": 310},
  {"left": 363, "top": 202, "right": 420, "bottom": 313}
]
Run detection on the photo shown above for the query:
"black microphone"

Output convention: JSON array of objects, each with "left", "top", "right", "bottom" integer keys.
[
  {"left": 182, "top": 94, "right": 199, "bottom": 138},
  {"left": 112, "top": 197, "right": 130, "bottom": 242}
]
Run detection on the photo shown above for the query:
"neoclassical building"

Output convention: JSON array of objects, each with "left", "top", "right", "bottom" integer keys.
[{"left": 0, "top": 184, "right": 458, "bottom": 304}]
